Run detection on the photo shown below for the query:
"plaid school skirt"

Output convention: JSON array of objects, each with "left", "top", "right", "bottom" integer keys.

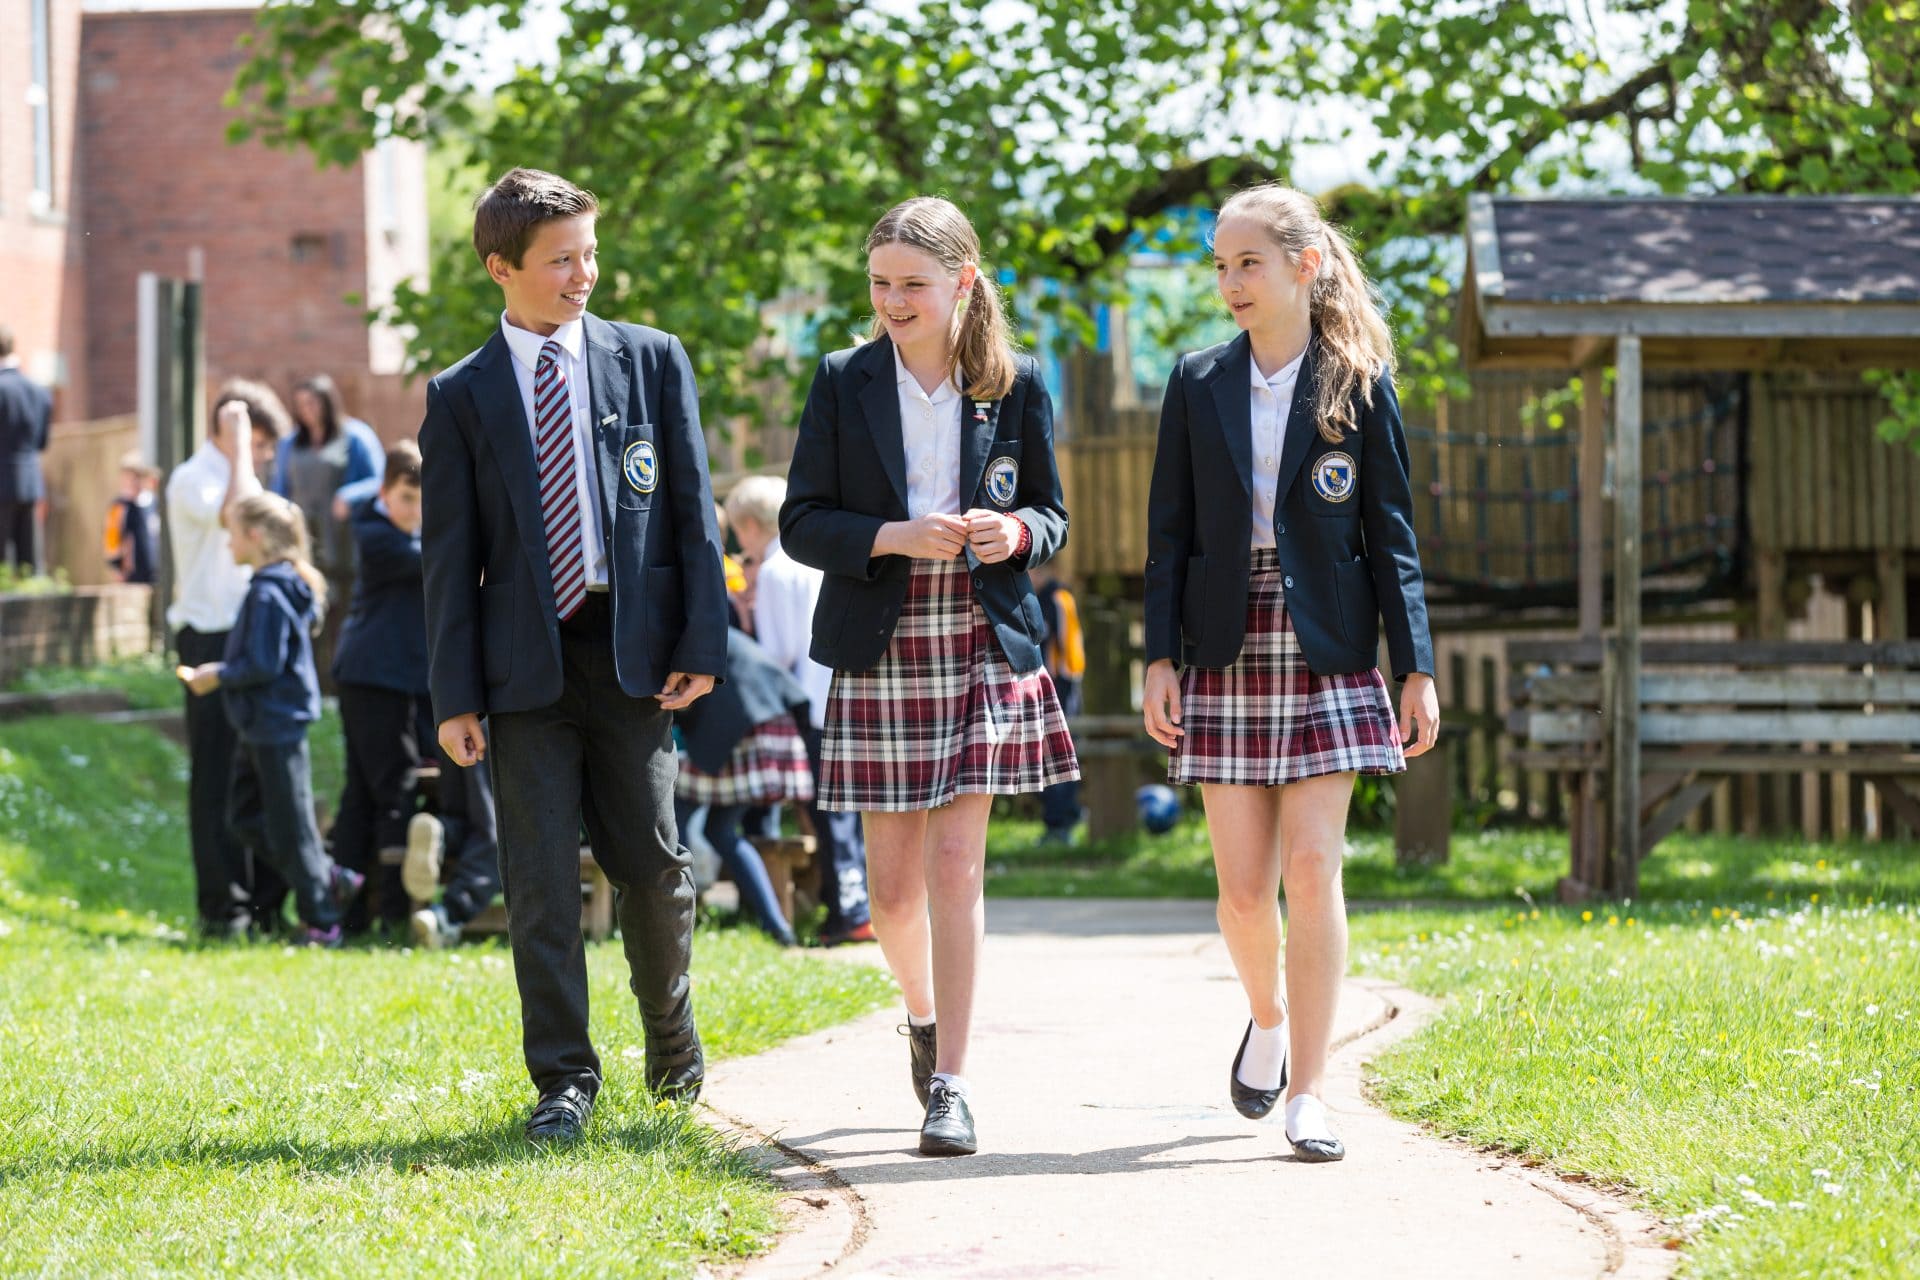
[
  {"left": 821, "top": 558, "right": 1080, "bottom": 812},
  {"left": 675, "top": 714, "right": 816, "bottom": 808},
  {"left": 1169, "top": 549, "right": 1405, "bottom": 788}
]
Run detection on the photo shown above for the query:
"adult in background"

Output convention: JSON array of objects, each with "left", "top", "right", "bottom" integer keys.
[
  {"left": 166, "top": 379, "right": 293, "bottom": 936},
  {"left": 274, "top": 374, "right": 381, "bottom": 686},
  {"left": 725, "top": 474, "right": 873, "bottom": 945},
  {"left": 0, "top": 325, "right": 54, "bottom": 575}
]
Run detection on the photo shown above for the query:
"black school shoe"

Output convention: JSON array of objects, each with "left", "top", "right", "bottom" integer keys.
[
  {"left": 1229, "top": 1020, "right": 1287, "bottom": 1120},
  {"left": 918, "top": 1080, "right": 977, "bottom": 1156},
  {"left": 526, "top": 1082, "right": 595, "bottom": 1143},
  {"left": 901, "top": 1022, "right": 937, "bottom": 1107},
  {"left": 646, "top": 1020, "right": 705, "bottom": 1103}
]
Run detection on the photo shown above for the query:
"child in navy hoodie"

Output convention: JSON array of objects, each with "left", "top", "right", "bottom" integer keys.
[{"left": 183, "top": 491, "right": 365, "bottom": 945}]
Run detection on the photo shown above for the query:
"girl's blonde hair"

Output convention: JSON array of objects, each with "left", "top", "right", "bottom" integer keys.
[
  {"left": 865, "top": 197, "right": 1018, "bottom": 400},
  {"left": 233, "top": 493, "right": 328, "bottom": 624},
  {"left": 1216, "top": 184, "right": 1395, "bottom": 442}
]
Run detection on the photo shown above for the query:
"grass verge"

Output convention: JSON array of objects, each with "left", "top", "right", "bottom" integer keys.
[{"left": 0, "top": 710, "right": 894, "bottom": 1277}]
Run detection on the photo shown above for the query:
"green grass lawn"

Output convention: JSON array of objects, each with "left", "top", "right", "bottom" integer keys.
[
  {"left": 991, "top": 810, "right": 1920, "bottom": 1276},
  {"left": 0, "top": 709, "right": 894, "bottom": 1278},
  {"left": 1351, "top": 901, "right": 1920, "bottom": 1278}
]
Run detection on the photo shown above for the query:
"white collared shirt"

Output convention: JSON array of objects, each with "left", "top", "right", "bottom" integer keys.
[
  {"left": 499, "top": 314, "right": 608, "bottom": 589},
  {"left": 752, "top": 536, "right": 834, "bottom": 728},
  {"left": 164, "top": 443, "right": 252, "bottom": 631},
  {"left": 893, "top": 344, "right": 963, "bottom": 519},
  {"left": 1249, "top": 348, "right": 1306, "bottom": 550}
]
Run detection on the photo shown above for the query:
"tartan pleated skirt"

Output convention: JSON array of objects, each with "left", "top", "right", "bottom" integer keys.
[
  {"left": 821, "top": 557, "right": 1080, "bottom": 812},
  {"left": 1169, "top": 548, "right": 1405, "bottom": 787},
  {"left": 675, "top": 713, "right": 816, "bottom": 807}
]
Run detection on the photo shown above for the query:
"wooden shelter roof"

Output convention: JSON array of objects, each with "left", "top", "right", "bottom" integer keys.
[{"left": 1461, "top": 195, "right": 1920, "bottom": 371}]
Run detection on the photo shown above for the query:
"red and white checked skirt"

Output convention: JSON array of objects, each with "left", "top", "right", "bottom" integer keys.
[
  {"left": 675, "top": 714, "right": 816, "bottom": 808},
  {"left": 1169, "top": 549, "right": 1405, "bottom": 787},
  {"left": 821, "top": 558, "right": 1080, "bottom": 812}
]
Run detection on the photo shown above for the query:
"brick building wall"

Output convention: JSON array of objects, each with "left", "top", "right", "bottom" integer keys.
[
  {"left": 1, "top": 0, "right": 88, "bottom": 419},
  {"left": 78, "top": 4, "right": 427, "bottom": 440}
]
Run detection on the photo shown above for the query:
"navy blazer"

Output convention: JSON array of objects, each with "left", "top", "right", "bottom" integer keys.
[
  {"left": 0, "top": 367, "right": 53, "bottom": 503},
  {"left": 1144, "top": 333, "right": 1434, "bottom": 680},
  {"left": 220, "top": 562, "right": 323, "bottom": 745},
  {"left": 780, "top": 337, "right": 1068, "bottom": 675},
  {"left": 420, "top": 314, "right": 729, "bottom": 721},
  {"left": 333, "top": 496, "right": 429, "bottom": 696},
  {"left": 674, "top": 628, "right": 812, "bottom": 774}
]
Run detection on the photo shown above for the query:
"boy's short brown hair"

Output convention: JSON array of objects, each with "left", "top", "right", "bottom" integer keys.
[
  {"left": 213, "top": 378, "right": 292, "bottom": 441},
  {"left": 472, "top": 168, "right": 599, "bottom": 269},
  {"left": 382, "top": 438, "right": 423, "bottom": 489}
]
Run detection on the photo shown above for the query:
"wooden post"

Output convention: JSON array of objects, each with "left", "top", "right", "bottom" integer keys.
[
  {"left": 1879, "top": 550, "right": 1910, "bottom": 641},
  {"left": 1578, "top": 367, "right": 1608, "bottom": 641},
  {"left": 1609, "top": 336, "right": 1643, "bottom": 897}
]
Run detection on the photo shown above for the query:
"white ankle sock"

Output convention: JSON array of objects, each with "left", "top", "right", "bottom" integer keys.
[
  {"left": 1235, "top": 1017, "right": 1288, "bottom": 1091},
  {"left": 906, "top": 1008, "right": 936, "bottom": 1028},
  {"left": 1285, "top": 1094, "right": 1335, "bottom": 1144},
  {"left": 930, "top": 1072, "right": 970, "bottom": 1098}
]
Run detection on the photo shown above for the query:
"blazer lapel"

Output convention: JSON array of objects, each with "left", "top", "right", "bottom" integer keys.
[
  {"left": 1205, "top": 332, "right": 1255, "bottom": 498},
  {"left": 958, "top": 394, "right": 1000, "bottom": 509},
  {"left": 1271, "top": 339, "right": 1322, "bottom": 501},
  {"left": 468, "top": 333, "right": 557, "bottom": 611},
  {"left": 584, "top": 315, "right": 632, "bottom": 537},
  {"left": 855, "top": 338, "right": 911, "bottom": 515}
]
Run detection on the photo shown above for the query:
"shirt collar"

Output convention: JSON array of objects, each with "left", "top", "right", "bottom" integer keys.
[
  {"left": 500, "top": 313, "right": 585, "bottom": 374},
  {"left": 1250, "top": 347, "right": 1307, "bottom": 393},
  {"left": 892, "top": 342, "right": 961, "bottom": 404}
]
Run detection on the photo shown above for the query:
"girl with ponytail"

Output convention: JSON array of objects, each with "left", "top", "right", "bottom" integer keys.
[
  {"left": 1141, "top": 184, "right": 1438, "bottom": 1162},
  {"left": 182, "top": 484, "right": 364, "bottom": 946},
  {"left": 781, "top": 196, "right": 1078, "bottom": 1157}
]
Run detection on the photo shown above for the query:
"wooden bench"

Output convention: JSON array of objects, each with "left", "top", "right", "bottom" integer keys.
[
  {"left": 378, "top": 841, "right": 614, "bottom": 942},
  {"left": 747, "top": 834, "right": 818, "bottom": 926},
  {"left": 1511, "top": 639, "right": 1920, "bottom": 894}
]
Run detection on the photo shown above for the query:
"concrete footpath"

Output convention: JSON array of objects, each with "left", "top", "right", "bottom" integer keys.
[{"left": 704, "top": 900, "right": 1675, "bottom": 1280}]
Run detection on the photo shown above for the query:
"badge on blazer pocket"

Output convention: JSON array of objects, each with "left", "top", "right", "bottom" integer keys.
[
  {"left": 986, "top": 456, "right": 1019, "bottom": 507},
  {"left": 1311, "top": 452, "right": 1357, "bottom": 503},
  {"left": 623, "top": 440, "right": 658, "bottom": 495}
]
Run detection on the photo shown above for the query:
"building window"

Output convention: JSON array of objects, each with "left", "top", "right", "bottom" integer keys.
[{"left": 29, "top": 0, "right": 55, "bottom": 212}]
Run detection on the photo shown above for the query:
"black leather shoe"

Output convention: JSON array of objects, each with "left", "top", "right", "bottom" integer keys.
[
  {"left": 1229, "top": 1020, "right": 1287, "bottom": 1120},
  {"left": 526, "top": 1082, "right": 594, "bottom": 1143},
  {"left": 901, "top": 1022, "right": 937, "bottom": 1107},
  {"left": 1285, "top": 1096, "right": 1346, "bottom": 1162},
  {"left": 646, "top": 1020, "right": 705, "bottom": 1103},
  {"left": 1289, "top": 1134, "right": 1346, "bottom": 1162},
  {"left": 918, "top": 1080, "right": 977, "bottom": 1156}
]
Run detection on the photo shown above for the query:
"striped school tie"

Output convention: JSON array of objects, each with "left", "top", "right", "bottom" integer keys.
[{"left": 533, "top": 339, "right": 587, "bottom": 621}]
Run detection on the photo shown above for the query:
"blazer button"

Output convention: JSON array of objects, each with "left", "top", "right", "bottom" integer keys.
[
  {"left": 1276, "top": 524, "right": 1287, "bottom": 536},
  {"left": 1284, "top": 575, "right": 1295, "bottom": 589},
  {"left": 973, "top": 577, "right": 984, "bottom": 590}
]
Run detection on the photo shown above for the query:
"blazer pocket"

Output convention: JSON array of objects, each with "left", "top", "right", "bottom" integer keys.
[
  {"left": 480, "top": 581, "right": 513, "bottom": 685},
  {"left": 1333, "top": 557, "right": 1378, "bottom": 649},
  {"left": 1180, "top": 554, "right": 1208, "bottom": 639}
]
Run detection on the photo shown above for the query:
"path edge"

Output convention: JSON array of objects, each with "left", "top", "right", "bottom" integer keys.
[
  {"left": 1344, "top": 975, "right": 1679, "bottom": 1280},
  {"left": 704, "top": 1101, "right": 871, "bottom": 1279}
]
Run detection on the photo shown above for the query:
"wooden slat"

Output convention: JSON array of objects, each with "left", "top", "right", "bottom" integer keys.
[
  {"left": 1508, "top": 639, "right": 1920, "bottom": 667},
  {"left": 1641, "top": 711, "right": 1920, "bottom": 745},
  {"left": 1528, "top": 708, "right": 1920, "bottom": 746},
  {"left": 1523, "top": 671, "right": 1920, "bottom": 708}
]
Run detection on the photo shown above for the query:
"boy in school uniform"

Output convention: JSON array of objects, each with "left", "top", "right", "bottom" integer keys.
[
  {"left": 329, "top": 441, "right": 430, "bottom": 930},
  {"left": 420, "top": 167, "right": 728, "bottom": 1142}
]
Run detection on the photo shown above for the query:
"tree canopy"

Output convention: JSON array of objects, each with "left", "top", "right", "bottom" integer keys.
[{"left": 232, "top": 0, "right": 1920, "bottom": 436}]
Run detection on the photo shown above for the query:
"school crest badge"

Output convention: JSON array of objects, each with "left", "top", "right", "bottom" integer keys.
[
  {"left": 986, "top": 456, "right": 1019, "bottom": 507},
  {"left": 1312, "top": 452, "right": 1356, "bottom": 503},
  {"left": 623, "top": 440, "right": 658, "bottom": 494}
]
